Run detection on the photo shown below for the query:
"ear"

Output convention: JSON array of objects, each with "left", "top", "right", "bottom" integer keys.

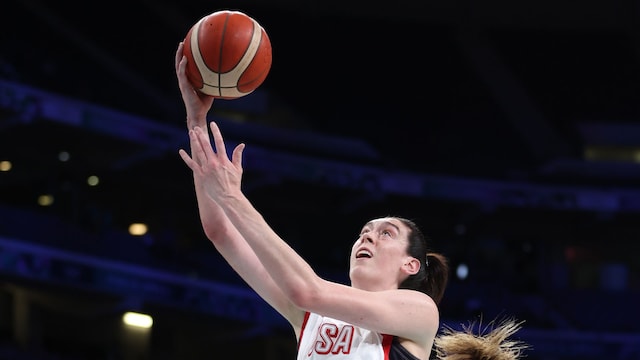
[{"left": 402, "top": 257, "right": 421, "bottom": 276}]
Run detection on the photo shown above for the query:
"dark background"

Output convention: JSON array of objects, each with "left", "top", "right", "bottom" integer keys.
[{"left": 1, "top": 0, "right": 640, "bottom": 359}]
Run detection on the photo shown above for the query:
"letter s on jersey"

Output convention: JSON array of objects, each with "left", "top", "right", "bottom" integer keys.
[{"left": 308, "top": 323, "right": 355, "bottom": 356}]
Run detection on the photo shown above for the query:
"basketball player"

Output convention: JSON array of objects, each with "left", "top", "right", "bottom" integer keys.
[{"left": 174, "top": 42, "right": 527, "bottom": 360}]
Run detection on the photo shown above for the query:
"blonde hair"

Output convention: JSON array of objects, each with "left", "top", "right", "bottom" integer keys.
[{"left": 434, "top": 318, "right": 529, "bottom": 360}]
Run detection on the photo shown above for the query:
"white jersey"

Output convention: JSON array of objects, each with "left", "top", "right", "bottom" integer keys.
[{"left": 297, "top": 312, "right": 420, "bottom": 360}]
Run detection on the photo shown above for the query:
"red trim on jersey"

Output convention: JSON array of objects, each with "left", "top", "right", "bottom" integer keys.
[
  {"left": 297, "top": 311, "right": 312, "bottom": 352},
  {"left": 382, "top": 334, "right": 393, "bottom": 360}
]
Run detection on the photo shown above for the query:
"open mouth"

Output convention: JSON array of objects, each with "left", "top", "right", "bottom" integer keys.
[{"left": 356, "top": 249, "right": 372, "bottom": 259}]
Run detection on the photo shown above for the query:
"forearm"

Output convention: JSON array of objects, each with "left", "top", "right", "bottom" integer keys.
[
  {"left": 193, "top": 178, "right": 233, "bottom": 241},
  {"left": 219, "top": 190, "right": 320, "bottom": 301},
  {"left": 187, "top": 117, "right": 218, "bottom": 236},
  {"left": 180, "top": 121, "right": 318, "bottom": 310}
]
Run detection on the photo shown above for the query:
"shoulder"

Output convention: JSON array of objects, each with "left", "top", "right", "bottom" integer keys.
[{"left": 397, "top": 288, "right": 440, "bottom": 319}]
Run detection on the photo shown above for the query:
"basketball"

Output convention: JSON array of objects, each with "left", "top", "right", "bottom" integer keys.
[{"left": 182, "top": 10, "right": 272, "bottom": 99}]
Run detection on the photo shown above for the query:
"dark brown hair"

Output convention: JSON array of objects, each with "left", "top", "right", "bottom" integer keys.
[{"left": 395, "top": 217, "right": 449, "bottom": 305}]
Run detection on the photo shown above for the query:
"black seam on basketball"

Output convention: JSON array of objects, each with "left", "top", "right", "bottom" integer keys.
[{"left": 218, "top": 13, "right": 230, "bottom": 96}]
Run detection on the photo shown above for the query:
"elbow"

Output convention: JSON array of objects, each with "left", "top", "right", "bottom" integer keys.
[
  {"left": 286, "top": 279, "right": 324, "bottom": 310},
  {"left": 202, "top": 224, "right": 217, "bottom": 240},
  {"left": 201, "top": 223, "right": 219, "bottom": 241},
  {"left": 201, "top": 222, "right": 230, "bottom": 245}
]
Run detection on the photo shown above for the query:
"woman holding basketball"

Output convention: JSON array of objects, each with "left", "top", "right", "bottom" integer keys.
[{"left": 174, "top": 41, "right": 526, "bottom": 360}]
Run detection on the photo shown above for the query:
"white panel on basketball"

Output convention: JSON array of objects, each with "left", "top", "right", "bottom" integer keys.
[
  {"left": 189, "top": 17, "right": 262, "bottom": 97},
  {"left": 188, "top": 17, "right": 208, "bottom": 88}
]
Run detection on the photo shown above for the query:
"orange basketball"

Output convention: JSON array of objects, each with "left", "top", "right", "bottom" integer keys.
[{"left": 182, "top": 10, "right": 272, "bottom": 99}]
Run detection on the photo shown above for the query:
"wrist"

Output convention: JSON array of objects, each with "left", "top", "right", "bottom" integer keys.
[{"left": 186, "top": 115, "right": 207, "bottom": 129}]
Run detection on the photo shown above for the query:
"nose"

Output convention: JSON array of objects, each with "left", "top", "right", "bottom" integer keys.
[{"left": 360, "top": 233, "right": 374, "bottom": 244}]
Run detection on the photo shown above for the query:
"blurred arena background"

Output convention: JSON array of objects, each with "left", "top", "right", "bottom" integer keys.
[{"left": 1, "top": 0, "right": 640, "bottom": 359}]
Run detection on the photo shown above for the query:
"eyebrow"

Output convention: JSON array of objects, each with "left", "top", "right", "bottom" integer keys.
[
  {"left": 363, "top": 220, "right": 402, "bottom": 233},
  {"left": 382, "top": 220, "right": 401, "bottom": 233}
]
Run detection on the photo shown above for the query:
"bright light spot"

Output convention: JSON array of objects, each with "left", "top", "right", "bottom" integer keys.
[
  {"left": 456, "top": 263, "right": 469, "bottom": 280},
  {"left": 122, "top": 312, "right": 153, "bottom": 328},
  {"left": 37, "top": 194, "right": 54, "bottom": 206},
  {"left": 58, "top": 151, "right": 70, "bottom": 162},
  {"left": 129, "top": 223, "right": 148, "bottom": 236},
  {"left": 87, "top": 175, "right": 99, "bottom": 186},
  {"left": 0, "top": 161, "right": 11, "bottom": 171}
]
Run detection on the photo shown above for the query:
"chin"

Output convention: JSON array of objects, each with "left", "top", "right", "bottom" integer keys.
[{"left": 349, "top": 266, "right": 373, "bottom": 284}]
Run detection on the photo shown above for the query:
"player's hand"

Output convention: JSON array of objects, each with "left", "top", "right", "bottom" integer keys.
[
  {"left": 175, "top": 42, "right": 214, "bottom": 129},
  {"left": 178, "top": 122, "right": 245, "bottom": 203}
]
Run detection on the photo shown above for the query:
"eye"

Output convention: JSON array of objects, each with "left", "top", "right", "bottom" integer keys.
[{"left": 381, "top": 229, "right": 392, "bottom": 237}]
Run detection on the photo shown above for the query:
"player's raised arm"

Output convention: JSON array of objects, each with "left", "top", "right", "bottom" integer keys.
[{"left": 175, "top": 39, "right": 305, "bottom": 333}]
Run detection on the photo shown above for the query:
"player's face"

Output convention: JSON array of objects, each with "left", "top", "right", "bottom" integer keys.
[{"left": 349, "top": 217, "right": 413, "bottom": 290}]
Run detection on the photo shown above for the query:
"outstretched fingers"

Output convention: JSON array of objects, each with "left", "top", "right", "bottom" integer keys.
[
  {"left": 181, "top": 124, "right": 243, "bottom": 176},
  {"left": 192, "top": 126, "right": 216, "bottom": 163},
  {"left": 207, "top": 121, "right": 244, "bottom": 168},
  {"left": 178, "top": 148, "right": 197, "bottom": 171},
  {"left": 208, "top": 122, "right": 228, "bottom": 160},
  {"left": 178, "top": 127, "right": 212, "bottom": 172},
  {"left": 232, "top": 143, "right": 245, "bottom": 169}
]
